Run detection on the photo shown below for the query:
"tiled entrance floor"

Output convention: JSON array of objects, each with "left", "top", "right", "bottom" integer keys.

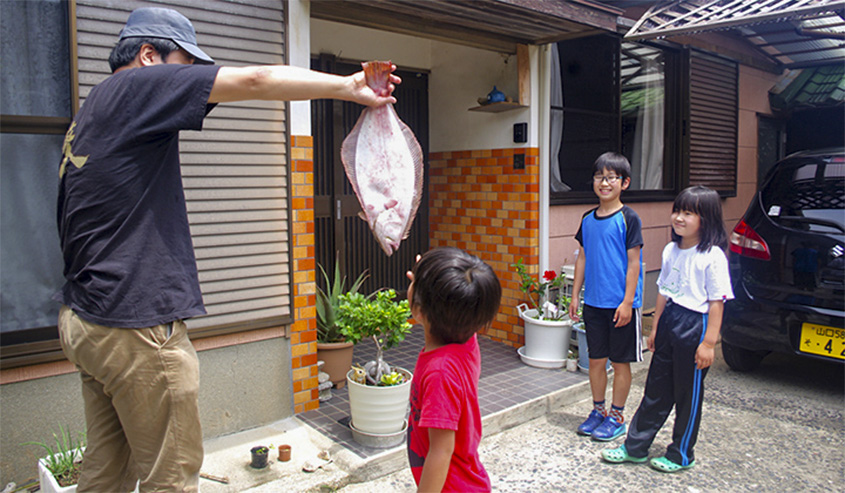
[{"left": 300, "top": 326, "right": 587, "bottom": 458}]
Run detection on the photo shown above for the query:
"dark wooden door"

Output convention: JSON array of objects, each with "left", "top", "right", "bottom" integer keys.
[{"left": 311, "top": 55, "right": 429, "bottom": 297}]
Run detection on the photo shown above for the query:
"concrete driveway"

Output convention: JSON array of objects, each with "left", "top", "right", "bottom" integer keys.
[{"left": 336, "top": 347, "right": 844, "bottom": 492}]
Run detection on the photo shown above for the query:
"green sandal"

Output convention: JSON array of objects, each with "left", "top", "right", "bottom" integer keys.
[
  {"left": 649, "top": 456, "right": 695, "bottom": 473},
  {"left": 601, "top": 444, "right": 647, "bottom": 464}
]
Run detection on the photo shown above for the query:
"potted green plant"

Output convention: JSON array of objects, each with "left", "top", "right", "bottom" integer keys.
[
  {"left": 249, "top": 444, "right": 272, "bottom": 469},
  {"left": 315, "top": 259, "right": 369, "bottom": 388},
  {"left": 567, "top": 348, "right": 579, "bottom": 372},
  {"left": 24, "top": 425, "right": 85, "bottom": 493},
  {"left": 336, "top": 289, "right": 413, "bottom": 447},
  {"left": 512, "top": 258, "right": 574, "bottom": 368}
]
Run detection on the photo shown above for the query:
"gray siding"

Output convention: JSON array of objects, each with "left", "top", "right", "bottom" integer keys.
[{"left": 76, "top": 0, "right": 290, "bottom": 331}]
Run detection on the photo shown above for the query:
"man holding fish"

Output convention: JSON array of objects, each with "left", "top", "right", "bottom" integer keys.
[{"left": 54, "top": 7, "right": 400, "bottom": 491}]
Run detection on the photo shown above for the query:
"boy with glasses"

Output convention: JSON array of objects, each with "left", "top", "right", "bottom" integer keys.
[{"left": 568, "top": 152, "right": 645, "bottom": 441}]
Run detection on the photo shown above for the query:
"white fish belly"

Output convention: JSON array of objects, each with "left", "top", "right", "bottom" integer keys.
[{"left": 354, "top": 110, "right": 416, "bottom": 223}]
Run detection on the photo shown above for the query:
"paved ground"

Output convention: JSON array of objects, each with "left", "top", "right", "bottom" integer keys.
[{"left": 336, "top": 348, "right": 844, "bottom": 492}]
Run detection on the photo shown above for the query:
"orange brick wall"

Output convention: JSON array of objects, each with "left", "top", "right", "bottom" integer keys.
[
  {"left": 428, "top": 147, "right": 540, "bottom": 347},
  {"left": 290, "top": 135, "right": 319, "bottom": 413},
  {"left": 288, "top": 143, "right": 540, "bottom": 414}
]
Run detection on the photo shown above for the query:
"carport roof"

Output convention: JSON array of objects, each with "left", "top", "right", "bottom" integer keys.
[
  {"left": 309, "top": 0, "right": 623, "bottom": 53},
  {"left": 769, "top": 63, "right": 845, "bottom": 110},
  {"left": 623, "top": 0, "right": 845, "bottom": 69}
]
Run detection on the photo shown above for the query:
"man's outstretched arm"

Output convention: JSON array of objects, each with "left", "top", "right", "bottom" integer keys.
[{"left": 208, "top": 64, "right": 400, "bottom": 107}]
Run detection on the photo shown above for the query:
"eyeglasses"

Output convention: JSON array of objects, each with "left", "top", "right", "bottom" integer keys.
[{"left": 593, "top": 175, "right": 621, "bottom": 184}]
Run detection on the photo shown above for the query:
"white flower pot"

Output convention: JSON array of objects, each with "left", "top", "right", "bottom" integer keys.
[
  {"left": 346, "top": 366, "right": 412, "bottom": 435},
  {"left": 517, "top": 303, "right": 573, "bottom": 366},
  {"left": 38, "top": 449, "right": 138, "bottom": 493},
  {"left": 38, "top": 450, "right": 82, "bottom": 493}
]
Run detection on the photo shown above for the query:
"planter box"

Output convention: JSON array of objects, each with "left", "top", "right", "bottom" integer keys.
[
  {"left": 38, "top": 450, "right": 82, "bottom": 493},
  {"left": 38, "top": 450, "right": 139, "bottom": 493}
]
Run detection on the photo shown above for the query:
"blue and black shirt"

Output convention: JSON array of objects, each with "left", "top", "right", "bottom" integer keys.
[{"left": 575, "top": 205, "right": 644, "bottom": 309}]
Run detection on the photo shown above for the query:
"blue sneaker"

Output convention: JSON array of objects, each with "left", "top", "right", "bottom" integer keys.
[
  {"left": 592, "top": 416, "right": 626, "bottom": 441},
  {"left": 577, "top": 410, "right": 605, "bottom": 436}
]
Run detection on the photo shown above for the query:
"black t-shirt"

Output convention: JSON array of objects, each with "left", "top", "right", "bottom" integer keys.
[{"left": 54, "top": 63, "right": 221, "bottom": 328}]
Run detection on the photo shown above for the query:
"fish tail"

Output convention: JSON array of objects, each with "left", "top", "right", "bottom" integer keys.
[{"left": 362, "top": 61, "right": 393, "bottom": 92}]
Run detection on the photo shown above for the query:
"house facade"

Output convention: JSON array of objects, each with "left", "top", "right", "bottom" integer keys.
[{"left": 2, "top": 0, "right": 840, "bottom": 482}]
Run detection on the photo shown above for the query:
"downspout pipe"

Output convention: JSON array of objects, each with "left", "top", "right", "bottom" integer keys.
[{"left": 538, "top": 44, "right": 552, "bottom": 276}]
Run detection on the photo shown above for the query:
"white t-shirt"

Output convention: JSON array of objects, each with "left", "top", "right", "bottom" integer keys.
[{"left": 656, "top": 242, "right": 734, "bottom": 314}]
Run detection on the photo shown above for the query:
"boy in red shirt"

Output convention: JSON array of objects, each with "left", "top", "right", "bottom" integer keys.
[{"left": 406, "top": 247, "right": 502, "bottom": 492}]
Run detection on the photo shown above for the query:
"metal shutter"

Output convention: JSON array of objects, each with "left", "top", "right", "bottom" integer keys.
[
  {"left": 75, "top": 0, "right": 290, "bottom": 332},
  {"left": 686, "top": 49, "right": 738, "bottom": 195}
]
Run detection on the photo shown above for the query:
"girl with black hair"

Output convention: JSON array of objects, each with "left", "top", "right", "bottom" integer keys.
[{"left": 601, "top": 186, "right": 734, "bottom": 473}]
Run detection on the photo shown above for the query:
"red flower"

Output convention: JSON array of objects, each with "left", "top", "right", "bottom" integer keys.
[{"left": 543, "top": 270, "right": 557, "bottom": 282}]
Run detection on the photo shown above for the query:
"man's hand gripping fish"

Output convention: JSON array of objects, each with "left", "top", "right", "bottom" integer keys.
[{"left": 341, "top": 61, "right": 423, "bottom": 256}]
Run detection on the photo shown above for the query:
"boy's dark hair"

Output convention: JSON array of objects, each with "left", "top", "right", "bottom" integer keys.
[
  {"left": 592, "top": 152, "right": 632, "bottom": 181},
  {"left": 671, "top": 185, "right": 728, "bottom": 252},
  {"left": 108, "top": 38, "right": 180, "bottom": 73},
  {"left": 410, "top": 247, "right": 501, "bottom": 345}
]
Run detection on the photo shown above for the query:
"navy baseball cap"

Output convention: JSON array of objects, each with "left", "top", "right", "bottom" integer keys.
[{"left": 118, "top": 7, "right": 214, "bottom": 64}]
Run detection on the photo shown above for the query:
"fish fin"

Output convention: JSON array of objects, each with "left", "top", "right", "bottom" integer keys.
[
  {"left": 340, "top": 113, "right": 363, "bottom": 196},
  {"left": 341, "top": 109, "right": 372, "bottom": 224},
  {"left": 397, "top": 116, "right": 425, "bottom": 241}
]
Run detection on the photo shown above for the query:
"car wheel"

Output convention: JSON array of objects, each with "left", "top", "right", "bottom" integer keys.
[{"left": 721, "top": 340, "right": 768, "bottom": 372}]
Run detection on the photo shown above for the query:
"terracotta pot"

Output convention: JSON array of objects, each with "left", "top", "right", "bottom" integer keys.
[
  {"left": 317, "top": 341, "right": 355, "bottom": 389},
  {"left": 278, "top": 444, "right": 291, "bottom": 462}
]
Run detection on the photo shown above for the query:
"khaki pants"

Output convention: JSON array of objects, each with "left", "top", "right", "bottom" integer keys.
[{"left": 58, "top": 306, "right": 203, "bottom": 492}]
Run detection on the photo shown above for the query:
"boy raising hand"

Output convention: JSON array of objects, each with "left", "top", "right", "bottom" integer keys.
[{"left": 406, "top": 248, "right": 502, "bottom": 492}]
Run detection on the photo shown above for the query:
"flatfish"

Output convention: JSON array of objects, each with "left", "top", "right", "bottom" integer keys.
[{"left": 341, "top": 61, "right": 423, "bottom": 256}]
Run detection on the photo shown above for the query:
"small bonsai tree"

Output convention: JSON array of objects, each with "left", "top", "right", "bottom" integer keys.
[
  {"left": 315, "top": 259, "right": 369, "bottom": 343},
  {"left": 336, "top": 289, "right": 412, "bottom": 385}
]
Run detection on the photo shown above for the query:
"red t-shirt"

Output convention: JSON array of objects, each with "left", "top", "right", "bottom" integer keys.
[{"left": 407, "top": 334, "right": 490, "bottom": 492}]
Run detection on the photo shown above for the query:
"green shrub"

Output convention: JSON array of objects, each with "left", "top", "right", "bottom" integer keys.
[{"left": 337, "top": 289, "right": 412, "bottom": 385}]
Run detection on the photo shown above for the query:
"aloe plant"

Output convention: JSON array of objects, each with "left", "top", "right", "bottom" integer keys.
[{"left": 315, "top": 259, "right": 368, "bottom": 343}]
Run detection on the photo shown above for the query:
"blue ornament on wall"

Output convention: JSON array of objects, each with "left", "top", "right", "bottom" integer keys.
[{"left": 487, "top": 86, "right": 505, "bottom": 103}]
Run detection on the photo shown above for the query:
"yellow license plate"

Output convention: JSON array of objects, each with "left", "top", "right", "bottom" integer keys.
[{"left": 799, "top": 323, "right": 845, "bottom": 360}]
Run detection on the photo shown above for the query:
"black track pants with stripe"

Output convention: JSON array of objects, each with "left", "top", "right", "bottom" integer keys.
[{"left": 624, "top": 300, "right": 708, "bottom": 465}]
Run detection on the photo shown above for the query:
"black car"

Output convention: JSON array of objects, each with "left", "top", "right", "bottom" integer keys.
[{"left": 722, "top": 148, "right": 845, "bottom": 371}]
